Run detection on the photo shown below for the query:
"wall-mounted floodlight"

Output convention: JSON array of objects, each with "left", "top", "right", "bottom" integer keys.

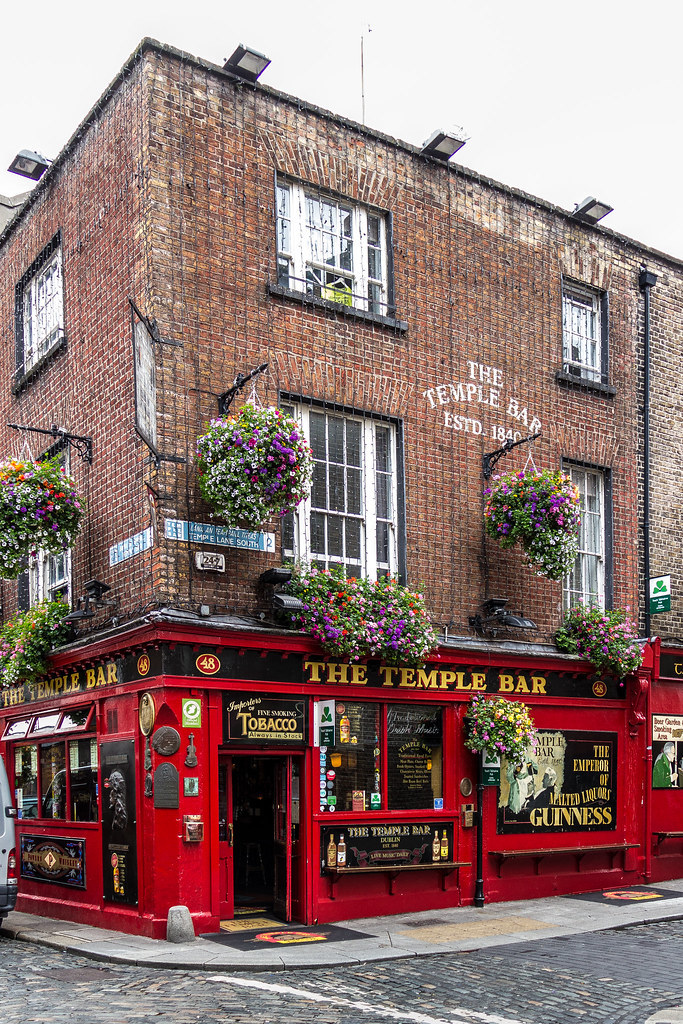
[
  {"left": 223, "top": 44, "right": 271, "bottom": 82},
  {"left": 469, "top": 598, "right": 537, "bottom": 635},
  {"left": 420, "top": 128, "right": 469, "bottom": 161},
  {"left": 7, "top": 149, "right": 51, "bottom": 181},
  {"left": 571, "top": 196, "right": 613, "bottom": 225}
]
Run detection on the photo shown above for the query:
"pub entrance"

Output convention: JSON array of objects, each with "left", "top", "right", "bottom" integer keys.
[{"left": 218, "top": 754, "right": 303, "bottom": 922}]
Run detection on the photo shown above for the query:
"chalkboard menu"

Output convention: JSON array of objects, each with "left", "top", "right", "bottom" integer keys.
[{"left": 387, "top": 705, "right": 442, "bottom": 810}]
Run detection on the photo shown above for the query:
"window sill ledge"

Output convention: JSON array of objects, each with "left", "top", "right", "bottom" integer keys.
[
  {"left": 555, "top": 369, "right": 616, "bottom": 398},
  {"left": 268, "top": 282, "right": 408, "bottom": 334},
  {"left": 12, "top": 335, "right": 68, "bottom": 395}
]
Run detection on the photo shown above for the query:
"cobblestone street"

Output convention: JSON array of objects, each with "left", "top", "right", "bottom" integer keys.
[{"left": 2, "top": 919, "right": 683, "bottom": 1024}]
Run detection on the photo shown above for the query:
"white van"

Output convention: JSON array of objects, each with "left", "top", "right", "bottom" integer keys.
[{"left": 0, "top": 753, "right": 17, "bottom": 921}]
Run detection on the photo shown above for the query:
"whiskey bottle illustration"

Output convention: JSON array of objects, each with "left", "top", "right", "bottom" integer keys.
[
  {"left": 440, "top": 829, "right": 449, "bottom": 861},
  {"left": 339, "top": 715, "right": 351, "bottom": 742},
  {"left": 326, "top": 833, "right": 337, "bottom": 869},
  {"left": 432, "top": 829, "right": 441, "bottom": 862},
  {"left": 337, "top": 833, "right": 347, "bottom": 867}
]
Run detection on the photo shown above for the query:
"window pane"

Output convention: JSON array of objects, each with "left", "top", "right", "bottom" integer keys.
[
  {"left": 324, "top": 703, "right": 380, "bottom": 811},
  {"left": 346, "top": 518, "right": 361, "bottom": 560},
  {"left": 347, "top": 468, "right": 362, "bottom": 514},
  {"left": 69, "top": 738, "right": 99, "bottom": 822},
  {"left": 41, "top": 742, "right": 66, "bottom": 819},
  {"left": 15, "top": 745, "right": 38, "bottom": 819},
  {"left": 5, "top": 718, "right": 31, "bottom": 739},
  {"left": 328, "top": 417, "right": 345, "bottom": 464},
  {"left": 328, "top": 464, "right": 345, "bottom": 512},
  {"left": 376, "top": 520, "right": 389, "bottom": 566},
  {"left": 32, "top": 712, "right": 61, "bottom": 735},
  {"left": 311, "top": 462, "right": 327, "bottom": 508},
  {"left": 346, "top": 421, "right": 362, "bottom": 467},
  {"left": 367, "top": 214, "right": 380, "bottom": 246},
  {"left": 310, "top": 412, "right": 327, "bottom": 459},
  {"left": 387, "top": 705, "right": 443, "bottom": 810},
  {"left": 327, "top": 515, "right": 343, "bottom": 557},
  {"left": 311, "top": 511, "right": 326, "bottom": 555}
]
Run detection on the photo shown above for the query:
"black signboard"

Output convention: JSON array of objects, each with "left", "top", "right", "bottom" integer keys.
[
  {"left": 659, "top": 652, "right": 683, "bottom": 681},
  {"left": 223, "top": 694, "right": 307, "bottom": 745},
  {"left": 321, "top": 820, "right": 454, "bottom": 872},
  {"left": 101, "top": 739, "right": 138, "bottom": 904},
  {"left": 154, "top": 763, "right": 179, "bottom": 808},
  {"left": 497, "top": 730, "right": 617, "bottom": 834},
  {"left": 20, "top": 834, "right": 86, "bottom": 888}
]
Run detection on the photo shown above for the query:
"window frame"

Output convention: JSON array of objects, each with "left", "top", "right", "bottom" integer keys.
[
  {"left": 562, "top": 460, "right": 613, "bottom": 611},
  {"left": 280, "top": 396, "right": 406, "bottom": 582},
  {"left": 15, "top": 232, "right": 66, "bottom": 383},
  {"left": 28, "top": 443, "right": 72, "bottom": 607},
  {"left": 275, "top": 177, "right": 394, "bottom": 317},
  {"left": 561, "top": 278, "right": 609, "bottom": 386}
]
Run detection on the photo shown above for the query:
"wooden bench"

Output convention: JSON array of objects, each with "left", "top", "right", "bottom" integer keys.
[
  {"left": 325, "top": 861, "right": 470, "bottom": 897},
  {"left": 488, "top": 843, "right": 638, "bottom": 876},
  {"left": 653, "top": 831, "right": 683, "bottom": 846}
]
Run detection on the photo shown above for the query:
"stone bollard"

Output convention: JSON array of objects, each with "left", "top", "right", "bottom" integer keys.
[{"left": 166, "top": 905, "right": 196, "bottom": 943}]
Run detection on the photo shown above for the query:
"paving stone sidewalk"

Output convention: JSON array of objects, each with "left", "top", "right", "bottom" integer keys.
[{"left": 4, "top": 878, "right": 683, "bottom": 973}]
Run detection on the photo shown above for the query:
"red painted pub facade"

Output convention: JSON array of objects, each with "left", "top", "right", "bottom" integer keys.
[{"left": 0, "top": 619, "right": 658, "bottom": 938}]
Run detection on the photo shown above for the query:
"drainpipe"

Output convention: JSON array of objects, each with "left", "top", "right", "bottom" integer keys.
[
  {"left": 639, "top": 267, "right": 657, "bottom": 882},
  {"left": 639, "top": 267, "right": 657, "bottom": 638}
]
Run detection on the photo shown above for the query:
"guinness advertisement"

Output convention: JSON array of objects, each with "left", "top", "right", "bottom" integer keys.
[
  {"left": 321, "top": 821, "right": 454, "bottom": 871},
  {"left": 101, "top": 739, "right": 138, "bottom": 905},
  {"left": 20, "top": 835, "right": 86, "bottom": 888},
  {"left": 224, "top": 694, "right": 307, "bottom": 745},
  {"left": 497, "top": 730, "right": 617, "bottom": 834}
]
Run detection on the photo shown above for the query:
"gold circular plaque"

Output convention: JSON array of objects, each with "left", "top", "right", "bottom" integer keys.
[
  {"left": 139, "top": 692, "right": 156, "bottom": 736},
  {"left": 460, "top": 777, "right": 473, "bottom": 797}
]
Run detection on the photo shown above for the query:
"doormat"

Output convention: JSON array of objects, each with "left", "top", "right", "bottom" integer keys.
[
  {"left": 568, "top": 885, "right": 683, "bottom": 904},
  {"left": 202, "top": 923, "right": 368, "bottom": 947}
]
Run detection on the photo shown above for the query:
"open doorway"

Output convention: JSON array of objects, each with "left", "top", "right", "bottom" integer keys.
[{"left": 232, "top": 757, "right": 275, "bottom": 909}]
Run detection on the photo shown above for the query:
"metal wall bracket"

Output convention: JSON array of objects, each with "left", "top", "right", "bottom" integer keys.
[
  {"left": 482, "top": 431, "right": 541, "bottom": 479},
  {"left": 8, "top": 422, "right": 93, "bottom": 463},
  {"left": 217, "top": 362, "right": 268, "bottom": 415}
]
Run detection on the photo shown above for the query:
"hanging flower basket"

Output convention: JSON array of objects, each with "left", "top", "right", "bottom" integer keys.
[
  {"left": 554, "top": 605, "right": 643, "bottom": 679},
  {"left": 463, "top": 694, "right": 536, "bottom": 768},
  {"left": 195, "top": 404, "right": 313, "bottom": 531},
  {"left": 0, "top": 600, "right": 73, "bottom": 689},
  {"left": 0, "top": 457, "right": 84, "bottom": 580},
  {"left": 283, "top": 563, "right": 439, "bottom": 666},
  {"left": 484, "top": 468, "right": 580, "bottom": 580}
]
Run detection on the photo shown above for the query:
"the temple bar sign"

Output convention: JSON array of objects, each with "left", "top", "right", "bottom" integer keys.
[{"left": 304, "top": 661, "right": 622, "bottom": 699}]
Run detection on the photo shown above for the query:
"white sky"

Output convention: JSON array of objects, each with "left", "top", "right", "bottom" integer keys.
[{"left": 1, "top": 0, "right": 681, "bottom": 259}]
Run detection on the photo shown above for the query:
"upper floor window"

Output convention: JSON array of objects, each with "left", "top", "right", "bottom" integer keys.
[
  {"left": 29, "top": 448, "right": 71, "bottom": 607},
  {"left": 562, "top": 281, "right": 608, "bottom": 385},
  {"left": 15, "top": 234, "right": 64, "bottom": 377},
  {"left": 282, "top": 403, "right": 401, "bottom": 579},
  {"left": 276, "top": 179, "right": 390, "bottom": 315},
  {"left": 563, "top": 465, "right": 609, "bottom": 610}
]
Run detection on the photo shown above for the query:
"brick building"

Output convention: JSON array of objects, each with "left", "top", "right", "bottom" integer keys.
[{"left": 0, "top": 38, "right": 678, "bottom": 937}]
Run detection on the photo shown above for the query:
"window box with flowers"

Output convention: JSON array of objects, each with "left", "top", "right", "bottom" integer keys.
[
  {"left": 484, "top": 468, "right": 581, "bottom": 581},
  {"left": 554, "top": 604, "right": 643, "bottom": 680},
  {"left": 195, "top": 403, "right": 313, "bottom": 531},
  {"left": 0, "top": 457, "right": 83, "bottom": 580},
  {"left": 282, "top": 563, "right": 439, "bottom": 666},
  {"left": 0, "top": 600, "right": 73, "bottom": 689}
]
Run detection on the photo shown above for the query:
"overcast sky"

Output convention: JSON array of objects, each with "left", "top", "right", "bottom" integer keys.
[{"left": 1, "top": 0, "right": 680, "bottom": 259}]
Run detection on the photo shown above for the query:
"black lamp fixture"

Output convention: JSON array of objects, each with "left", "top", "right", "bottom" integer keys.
[
  {"left": 571, "top": 196, "right": 613, "bottom": 225},
  {"left": 259, "top": 567, "right": 303, "bottom": 614},
  {"left": 420, "top": 127, "right": 469, "bottom": 161},
  {"left": 7, "top": 149, "right": 51, "bottom": 181},
  {"left": 469, "top": 598, "right": 537, "bottom": 635},
  {"left": 223, "top": 44, "right": 271, "bottom": 82}
]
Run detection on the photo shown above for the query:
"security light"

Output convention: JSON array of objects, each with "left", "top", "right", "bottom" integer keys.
[
  {"left": 223, "top": 44, "right": 271, "bottom": 82},
  {"left": 7, "top": 149, "right": 51, "bottom": 181},
  {"left": 272, "top": 593, "right": 304, "bottom": 613},
  {"left": 469, "top": 598, "right": 537, "bottom": 634},
  {"left": 571, "top": 197, "right": 613, "bottom": 225},
  {"left": 420, "top": 128, "right": 469, "bottom": 161}
]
